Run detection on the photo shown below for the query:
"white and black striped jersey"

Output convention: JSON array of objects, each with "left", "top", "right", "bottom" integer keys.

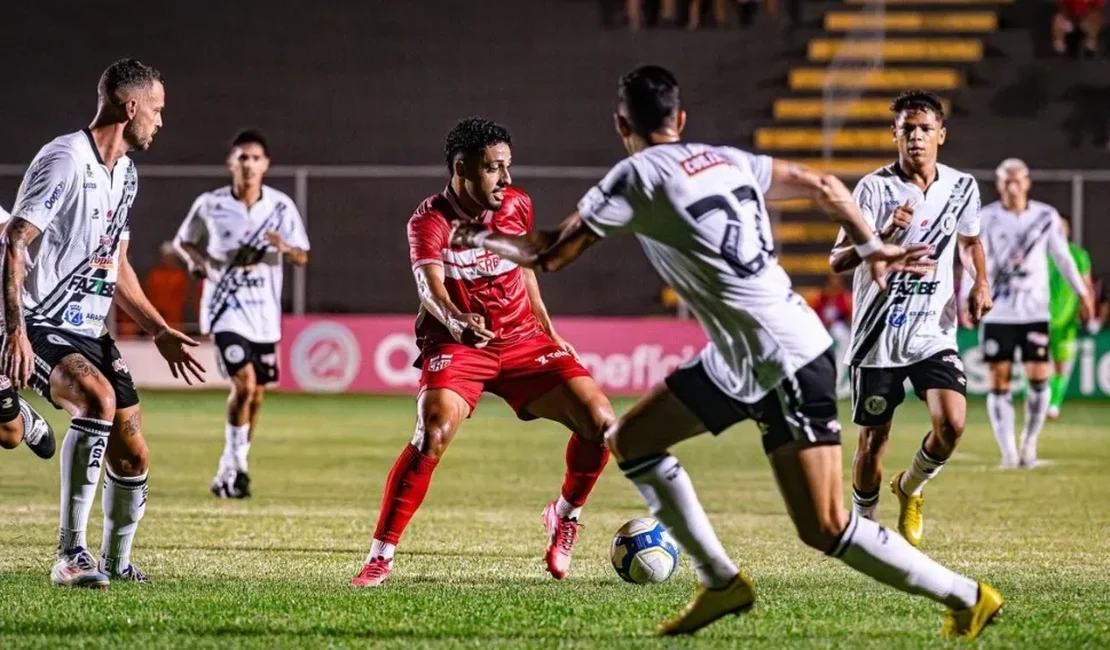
[
  {"left": 839, "top": 163, "right": 980, "bottom": 368},
  {"left": 174, "top": 185, "right": 308, "bottom": 343},
  {"left": 976, "top": 200, "right": 1086, "bottom": 324},
  {"left": 578, "top": 143, "right": 832, "bottom": 404},
  {"left": 10, "top": 130, "right": 136, "bottom": 339}
]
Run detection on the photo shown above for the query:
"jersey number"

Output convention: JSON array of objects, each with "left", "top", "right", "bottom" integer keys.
[{"left": 685, "top": 186, "right": 772, "bottom": 278}]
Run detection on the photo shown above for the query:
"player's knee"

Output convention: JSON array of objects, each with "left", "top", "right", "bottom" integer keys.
[
  {"left": 250, "top": 386, "right": 265, "bottom": 411},
  {"left": 934, "top": 413, "right": 965, "bottom": 445},
  {"left": 0, "top": 422, "right": 21, "bottom": 449},
  {"left": 231, "top": 377, "right": 256, "bottom": 407},
  {"left": 75, "top": 389, "right": 116, "bottom": 421},
  {"left": 108, "top": 441, "right": 149, "bottom": 476},
  {"left": 858, "top": 426, "right": 890, "bottom": 457},
  {"left": 414, "top": 410, "right": 458, "bottom": 459}
]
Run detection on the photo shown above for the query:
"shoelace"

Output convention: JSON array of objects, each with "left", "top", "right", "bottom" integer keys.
[
  {"left": 361, "top": 559, "right": 390, "bottom": 577},
  {"left": 122, "top": 565, "right": 149, "bottom": 581},
  {"left": 72, "top": 552, "right": 98, "bottom": 571},
  {"left": 556, "top": 520, "right": 579, "bottom": 553}
]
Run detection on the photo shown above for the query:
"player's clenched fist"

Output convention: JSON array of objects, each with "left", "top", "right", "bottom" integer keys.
[
  {"left": 448, "top": 312, "right": 495, "bottom": 348},
  {"left": 881, "top": 201, "right": 913, "bottom": 239}
]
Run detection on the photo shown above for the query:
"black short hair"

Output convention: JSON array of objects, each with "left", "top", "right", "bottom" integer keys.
[
  {"left": 97, "top": 58, "right": 163, "bottom": 104},
  {"left": 444, "top": 117, "right": 512, "bottom": 173},
  {"left": 891, "top": 90, "right": 945, "bottom": 123},
  {"left": 230, "top": 129, "right": 271, "bottom": 157},
  {"left": 617, "top": 65, "right": 681, "bottom": 137}
]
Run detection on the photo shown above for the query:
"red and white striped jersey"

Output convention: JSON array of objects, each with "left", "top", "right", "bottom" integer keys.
[{"left": 408, "top": 185, "right": 542, "bottom": 349}]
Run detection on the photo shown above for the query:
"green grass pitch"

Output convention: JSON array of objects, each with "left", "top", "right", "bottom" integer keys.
[{"left": 1, "top": 391, "right": 1109, "bottom": 649}]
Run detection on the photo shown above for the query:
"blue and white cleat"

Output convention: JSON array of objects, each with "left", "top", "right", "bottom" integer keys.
[
  {"left": 51, "top": 547, "right": 110, "bottom": 589},
  {"left": 20, "top": 397, "right": 55, "bottom": 459},
  {"left": 100, "top": 557, "right": 150, "bottom": 583}
]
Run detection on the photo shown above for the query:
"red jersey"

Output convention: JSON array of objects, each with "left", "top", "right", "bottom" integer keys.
[{"left": 408, "top": 185, "right": 542, "bottom": 350}]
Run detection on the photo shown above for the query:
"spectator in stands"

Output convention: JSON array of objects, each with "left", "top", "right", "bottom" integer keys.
[
  {"left": 809, "top": 271, "right": 853, "bottom": 337},
  {"left": 1054, "top": 0, "right": 1106, "bottom": 56},
  {"left": 116, "top": 241, "right": 197, "bottom": 337}
]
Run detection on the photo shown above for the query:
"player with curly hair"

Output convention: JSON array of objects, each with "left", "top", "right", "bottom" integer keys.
[{"left": 350, "top": 117, "right": 615, "bottom": 587}]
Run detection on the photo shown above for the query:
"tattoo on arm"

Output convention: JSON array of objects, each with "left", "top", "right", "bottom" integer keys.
[{"left": 1, "top": 218, "right": 41, "bottom": 333}]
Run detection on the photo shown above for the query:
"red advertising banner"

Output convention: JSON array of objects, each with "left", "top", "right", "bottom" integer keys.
[{"left": 278, "top": 315, "right": 708, "bottom": 396}]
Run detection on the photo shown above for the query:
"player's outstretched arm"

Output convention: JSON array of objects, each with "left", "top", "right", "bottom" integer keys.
[
  {"left": 522, "top": 269, "right": 577, "bottom": 358},
  {"left": 115, "top": 239, "right": 206, "bottom": 384},
  {"left": 1, "top": 218, "right": 42, "bottom": 388},
  {"left": 452, "top": 213, "right": 599, "bottom": 274},
  {"left": 766, "top": 160, "right": 935, "bottom": 289},
  {"left": 413, "top": 264, "right": 494, "bottom": 348}
]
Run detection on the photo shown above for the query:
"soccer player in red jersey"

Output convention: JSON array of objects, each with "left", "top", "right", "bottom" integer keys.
[{"left": 350, "top": 117, "right": 615, "bottom": 587}]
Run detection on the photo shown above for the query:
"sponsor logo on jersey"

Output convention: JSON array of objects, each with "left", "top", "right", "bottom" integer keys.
[
  {"left": 99, "top": 235, "right": 114, "bottom": 248},
  {"left": 864, "top": 395, "right": 888, "bottom": 415},
  {"left": 63, "top": 302, "right": 84, "bottom": 326},
  {"left": 428, "top": 354, "right": 453, "bottom": 372},
  {"left": 85, "top": 183, "right": 98, "bottom": 191},
  {"left": 44, "top": 182, "right": 65, "bottom": 210},
  {"left": 91, "top": 255, "right": 115, "bottom": 270},
  {"left": 474, "top": 250, "right": 502, "bottom": 275},
  {"left": 941, "top": 354, "right": 964, "bottom": 371},
  {"left": 889, "top": 280, "right": 940, "bottom": 296},
  {"left": 888, "top": 305, "right": 907, "bottom": 328},
  {"left": 536, "top": 350, "right": 570, "bottom": 366},
  {"left": 679, "top": 151, "right": 728, "bottom": 176},
  {"left": 223, "top": 344, "right": 246, "bottom": 364},
  {"left": 941, "top": 214, "right": 956, "bottom": 235},
  {"left": 68, "top": 276, "right": 116, "bottom": 298},
  {"left": 112, "top": 358, "right": 130, "bottom": 375},
  {"left": 240, "top": 276, "right": 265, "bottom": 288}
]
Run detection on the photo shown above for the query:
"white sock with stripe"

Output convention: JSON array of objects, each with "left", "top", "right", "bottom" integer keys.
[
  {"left": 620, "top": 454, "right": 739, "bottom": 589},
  {"left": 899, "top": 438, "right": 947, "bottom": 496},
  {"left": 101, "top": 468, "right": 148, "bottom": 573},
  {"left": 831, "top": 511, "right": 979, "bottom": 610},
  {"left": 58, "top": 417, "right": 111, "bottom": 554},
  {"left": 986, "top": 389, "right": 1017, "bottom": 464}
]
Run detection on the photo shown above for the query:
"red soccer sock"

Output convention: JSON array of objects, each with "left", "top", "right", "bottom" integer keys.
[
  {"left": 560, "top": 433, "right": 610, "bottom": 508},
  {"left": 372, "top": 443, "right": 440, "bottom": 546}
]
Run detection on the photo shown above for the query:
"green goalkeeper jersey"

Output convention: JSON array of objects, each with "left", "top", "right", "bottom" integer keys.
[{"left": 1048, "top": 242, "right": 1091, "bottom": 330}]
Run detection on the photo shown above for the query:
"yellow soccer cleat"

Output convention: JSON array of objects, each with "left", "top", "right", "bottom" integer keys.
[
  {"left": 890, "top": 471, "right": 925, "bottom": 547},
  {"left": 655, "top": 571, "right": 756, "bottom": 636},
  {"left": 942, "top": 582, "right": 1004, "bottom": 639}
]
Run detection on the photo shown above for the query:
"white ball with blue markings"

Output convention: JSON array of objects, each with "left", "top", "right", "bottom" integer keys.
[{"left": 610, "top": 517, "right": 680, "bottom": 584}]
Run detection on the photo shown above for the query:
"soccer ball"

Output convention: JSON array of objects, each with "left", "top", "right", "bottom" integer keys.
[{"left": 610, "top": 517, "right": 680, "bottom": 584}]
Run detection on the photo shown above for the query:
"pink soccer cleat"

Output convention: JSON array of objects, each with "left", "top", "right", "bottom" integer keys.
[
  {"left": 351, "top": 557, "right": 393, "bottom": 587},
  {"left": 542, "top": 500, "right": 580, "bottom": 580}
]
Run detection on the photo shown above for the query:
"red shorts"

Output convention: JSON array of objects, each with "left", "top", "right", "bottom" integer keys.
[{"left": 419, "top": 334, "right": 593, "bottom": 419}]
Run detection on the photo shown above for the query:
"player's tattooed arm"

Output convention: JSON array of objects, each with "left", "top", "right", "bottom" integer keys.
[
  {"left": 0, "top": 217, "right": 40, "bottom": 333},
  {"left": 413, "top": 264, "right": 494, "bottom": 347},
  {"left": 451, "top": 213, "right": 600, "bottom": 273},
  {"left": 0, "top": 218, "right": 42, "bottom": 388}
]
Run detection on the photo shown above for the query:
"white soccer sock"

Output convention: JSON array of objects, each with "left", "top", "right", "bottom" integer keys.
[
  {"left": 621, "top": 454, "right": 739, "bottom": 589},
  {"left": 222, "top": 422, "right": 250, "bottom": 473},
  {"left": 832, "top": 511, "right": 979, "bottom": 611},
  {"left": 555, "top": 495, "right": 583, "bottom": 520},
  {"left": 101, "top": 467, "right": 148, "bottom": 573},
  {"left": 1020, "top": 380, "right": 1050, "bottom": 455},
  {"left": 58, "top": 417, "right": 111, "bottom": 553},
  {"left": 367, "top": 539, "right": 396, "bottom": 562},
  {"left": 986, "top": 390, "right": 1017, "bottom": 463},
  {"left": 899, "top": 439, "right": 947, "bottom": 496},
  {"left": 852, "top": 488, "right": 880, "bottom": 521}
]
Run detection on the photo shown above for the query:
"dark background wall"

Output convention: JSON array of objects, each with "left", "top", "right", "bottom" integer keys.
[{"left": 2, "top": 0, "right": 1107, "bottom": 315}]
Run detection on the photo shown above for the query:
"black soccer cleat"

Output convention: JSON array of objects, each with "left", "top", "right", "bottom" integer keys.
[{"left": 20, "top": 398, "right": 56, "bottom": 459}]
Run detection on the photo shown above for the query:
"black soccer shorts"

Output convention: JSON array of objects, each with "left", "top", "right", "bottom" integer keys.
[
  {"left": 666, "top": 347, "right": 841, "bottom": 454},
  {"left": 849, "top": 349, "right": 966, "bottom": 427},
  {"left": 25, "top": 324, "right": 140, "bottom": 410},
  {"left": 980, "top": 321, "right": 1050, "bottom": 363},
  {"left": 214, "top": 331, "right": 279, "bottom": 385}
]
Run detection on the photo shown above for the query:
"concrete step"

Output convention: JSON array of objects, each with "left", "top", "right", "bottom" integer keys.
[
  {"left": 773, "top": 97, "right": 951, "bottom": 121},
  {"left": 824, "top": 10, "right": 998, "bottom": 32},
  {"left": 756, "top": 127, "right": 897, "bottom": 151},
  {"left": 789, "top": 67, "right": 964, "bottom": 91},
  {"left": 808, "top": 38, "right": 983, "bottom": 62}
]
